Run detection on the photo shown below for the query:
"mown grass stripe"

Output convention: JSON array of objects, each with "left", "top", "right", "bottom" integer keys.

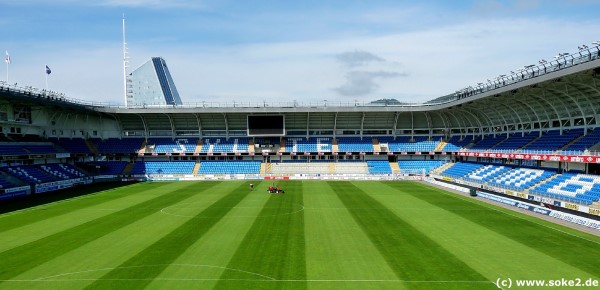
[
  {"left": 393, "top": 182, "right": 600, "bottom": 278},
  {"left": 0, "top": 182, "right": 153, "bottom": 233},
  {"left": 0, "top": 181, "right": 220, "bottom": 282},
  {"left": 329, "top": 181, "right": 490, "bottom": 287},
  {"left": 84, "top": 181, "right": 257, "bottom": 290},
  {"left": 215, "top": 180, "right": 306, "bottom": 290}
]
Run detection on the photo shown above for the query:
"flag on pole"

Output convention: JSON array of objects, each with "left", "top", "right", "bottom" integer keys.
[
  {"left": 45, "top": 65, "right": 51, "bottom": 75},
  {"left": 4, "top": 51, "right": 9, "bottom": 64}
]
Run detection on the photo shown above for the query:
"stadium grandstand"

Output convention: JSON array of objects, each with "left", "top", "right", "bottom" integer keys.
[{"left": 1, "top": 43, "right": 600, "bottom": 221}]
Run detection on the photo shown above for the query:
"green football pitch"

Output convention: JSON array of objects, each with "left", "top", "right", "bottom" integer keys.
[{"left": 0, "top": 180, "right": 598, "bottom": 290}]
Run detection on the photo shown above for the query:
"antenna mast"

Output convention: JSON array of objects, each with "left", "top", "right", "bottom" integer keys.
[{"left": 122, "top": 14, "right": 129, "bottom": 107}]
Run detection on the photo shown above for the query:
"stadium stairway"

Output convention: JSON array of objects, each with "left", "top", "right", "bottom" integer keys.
[
  {"left": 432, "top": 162, "right": 454, "bottom": 174},
  {"left": 194, "top": 139, "right": 203, "bottom": 153},
  {"left": 328, "top": 163, "right": 335, "bottom": 174},
  {"left": 260, "top": 163, "right": 268, "bottom": 175},
  {"left": 193, "top": 162, "right": 201, "bottom": 175},
  {"left": 279, "top": 139, "right": 286, "bottom": 153},
  {"left": 122, "top": 162, "right": 135, "bottom": 175},
  {"left": 332, "top": 139, "right": 339, "bottom": 153},
  {"left": 587, "top": 139, "right": 600, "bottom": 152},
  {"left": 138, "top": 146, "right": 147, "bottom": 154},
  {"left": 248, "top": 140, "right": 255, "bottom": 153},
  {"left": 373, "top": 138, "right": 381, "bottom": 152},
  {"left": 84, "top": 139, "right": 99, "bottom": 155},
  {"left": 389, "top": 162, "right": 400, "bottom": 174},
  {"left": 514, "top": 134, "right": 541, "bottom": 152},
  {"left": 434, "top": 140, "right": 447, "bottom": 151},
  {"left": 555, "top": 134, "right": 585, "bottom": 154},
  {"left": 138, "top": 139, "right": 148, "bottom": 154},
  {"left": 0, "top": 171, "right": 26, "bottom": 187}
]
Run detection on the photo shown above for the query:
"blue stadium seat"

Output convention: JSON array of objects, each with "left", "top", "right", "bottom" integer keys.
[
  {"left": 199, "top": 161, "right": 260, "bottom": 174},
  {"left": 367, "top": 161, "right": 392, "bottom": 174},
  {"left": 398, "top": 160, "right": 445, "bottom": 174},
  {"left": 131, "top": 161, "right": 196, "bottom": 175}
]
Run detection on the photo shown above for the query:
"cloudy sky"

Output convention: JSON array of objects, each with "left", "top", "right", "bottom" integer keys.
[{"left": 2, "top": 0, "right": 600, "bottom": 105}]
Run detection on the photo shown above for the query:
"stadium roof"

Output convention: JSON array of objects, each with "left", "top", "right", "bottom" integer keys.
[{"left": 2, "top": 47, "right": 600, "bottom": 136}]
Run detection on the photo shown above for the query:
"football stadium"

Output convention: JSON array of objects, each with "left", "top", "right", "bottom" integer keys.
[
  {"left": 1, "top": 46, "right": 600, "bottom": 289},
  {"left": 3, "top": 4, "right": 600, "bottom": 290}
]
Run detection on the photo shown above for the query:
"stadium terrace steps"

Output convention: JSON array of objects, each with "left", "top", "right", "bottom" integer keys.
[
  {"left": 432, "top": 162, "right": 454, "bottom": 174},
  {"left": 0, "top": 171, "right": 25, "bottom": 188},
  {"left": 195, "top": 139, "right": 202, "bottom": 153},
  {"left": 331, "top": 138, "right": 338, "bottom": 152},
  {"left": 491, "top": 132, "right": 538, "bottom": 152},
  {"left": 193, "top": 162, "right": 201, "bottom": 175},
  {"left": 520, "top": 129, "right": 583, "bottom": 153},
  {"left": 389, "top": 162, "right": 400, "bottom": 174},
  {"left": 139, "top": 139, "right": 148, "bottom": 153},
  {"left": 516, "top": 133, "right": 542, "bottom": 152},
  {"left": 442, "top": 136, "right": 473, "bottom": 152},
  {"left": 561, "top": 128, "right": 600, "bottom": 153},
  {"left": 122, "top": 162, "right": 135, "bottom": 175},
  {"left": 328, "top": 163, "right": 335, "bottom": 174},
  {"left": 279, "top": 139, "right": 286, "bottom": 153},
  {"left": 248, "top": 140, "right": 255, "bottom": 153},
  {"left": 434, "top": 141, "right": 447, "bottom": 151},
  {"left": 260, "top": 163, "right": 268, "bottom": 175},
  {"left": 470, "top": 135, "right": 507, "bottom": 151},
  {"left": 372, "top": 138, "right": 381, "bottom": 152},
  {"left": 557, "top": 134, "right": 586, "bottom": 154},
  {"left": 84, "top": 139, "right": 99, "bottom": 154}
]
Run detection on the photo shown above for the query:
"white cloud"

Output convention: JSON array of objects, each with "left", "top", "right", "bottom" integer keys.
[
  {"left": 5, "top": 17, "right": 600, "bottom": 106},
  {"left": 334, "top": 71, "right": 405, "bottom": 97},
  {"left": 336, "top": 50, "right": 384, "bottom": 68}
]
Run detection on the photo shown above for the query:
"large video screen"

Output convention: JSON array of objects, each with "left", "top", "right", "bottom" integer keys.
[{"left": 247, "top": 115, "right": 285, "bottom": 136}]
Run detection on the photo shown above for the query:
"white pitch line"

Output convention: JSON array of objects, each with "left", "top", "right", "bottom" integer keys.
[
  {"left": 303, "top": 207, "right": 491, "bottom": 211},
  {"left": 35, "top": 263, "right": 276, "bottom": 281}
]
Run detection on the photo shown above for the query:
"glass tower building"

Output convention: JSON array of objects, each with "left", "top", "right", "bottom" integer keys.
[{"left": 126, "top": 57, "right": 183, "bottom": 107}]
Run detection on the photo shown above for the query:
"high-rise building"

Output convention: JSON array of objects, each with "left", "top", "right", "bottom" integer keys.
[{"left": 126, "top": 57, "right": 182, "bottom": 107}]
